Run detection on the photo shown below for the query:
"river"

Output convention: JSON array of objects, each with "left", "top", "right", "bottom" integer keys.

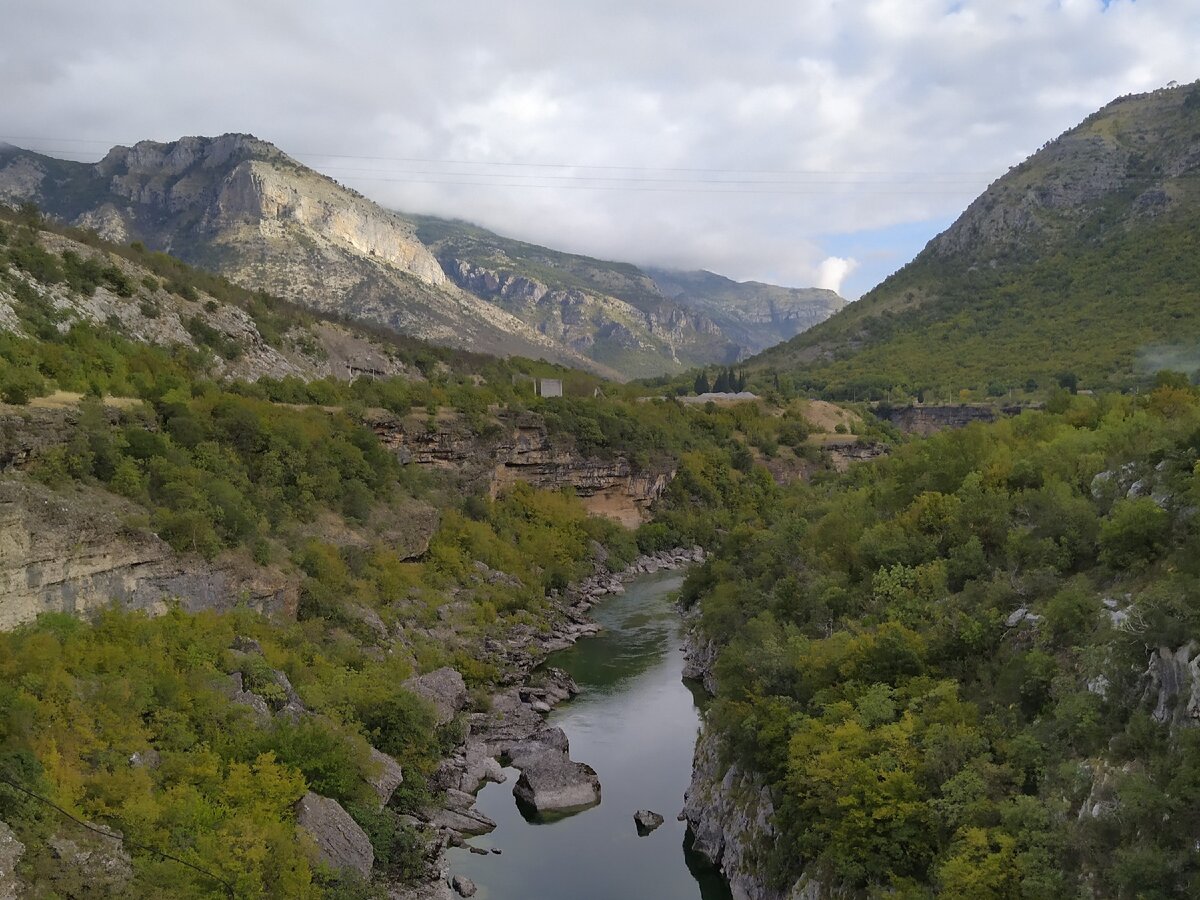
[{"left": 446, "top": 569, "right": 731, "bottom": 900}]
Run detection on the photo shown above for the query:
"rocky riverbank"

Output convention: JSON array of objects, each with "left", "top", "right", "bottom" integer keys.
[{"left": 393, "top": 547, "right": 706, "bottom": 899}]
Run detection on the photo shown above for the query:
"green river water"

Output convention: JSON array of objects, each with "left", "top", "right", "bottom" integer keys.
[{"left": 446, "top": 569, "right": 732, "bottom": 900}]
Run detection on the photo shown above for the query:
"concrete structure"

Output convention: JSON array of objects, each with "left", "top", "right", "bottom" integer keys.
[{"left": 538, "top": 378, "right": 563, "bottom": 398}]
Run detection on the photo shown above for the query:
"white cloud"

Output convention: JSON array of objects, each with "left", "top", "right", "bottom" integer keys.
[
  {"left": 0, "top": 0, "right": 1197, "bottom": 293},
  {"left": 815, "top": 256, "right": 859, "bottom": 294}
]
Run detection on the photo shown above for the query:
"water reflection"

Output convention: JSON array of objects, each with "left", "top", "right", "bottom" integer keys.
[{"left": 447, "top": 570, "right": 731, "bottom": 900}]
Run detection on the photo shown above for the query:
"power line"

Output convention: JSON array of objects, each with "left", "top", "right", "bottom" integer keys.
[
  {"left": 0, "top": 143, "right": 991, "bottom": 196},
  {"left": 5, "top": 135, "right": 1194, "bottom": 198},
  {"left": 0, "top": 134, "right": 999, "bottom": 177},
  {"left": 0, "top": 771, "right": 236, "bottom": 898},
  {"left": 311, "top": 164, "right": 993, "bottom": 186},
  {"left": 313, "top": 176, "right": 985, "bottom": 195}
]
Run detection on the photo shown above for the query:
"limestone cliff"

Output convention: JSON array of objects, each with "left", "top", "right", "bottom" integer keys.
[
  {"left": 0, "top": 230, "right": 416, "bottom": 385},
  {"left": 0, "top": 476, "right": 296, "bottom": 630},
  {"left": 684, "top": 728, "right": 819, "bottom": 900},
  {"left": 415, "top": 216, "right": 842, "bottom": 377},
  {"left": 442, "top": 257, "right": 735, "bottom": 377},
  {"left": 0, "top": 137, "right": 617, "bottom": 377},
  {"left": 873, "top": 403, "right": 1032, "bottom": 436},
  {"left": 366, "top": 410, "right": 672, "bottom": 527},
  {"left": 646, "top": 267, "right": 846, "bottom": 356}
]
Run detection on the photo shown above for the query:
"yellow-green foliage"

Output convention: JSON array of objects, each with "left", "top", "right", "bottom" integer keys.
[
  {"left": 0, "top": 607, "right": 444, "bottom": 898},
  {"left": 691, "top": 385, "right": 1200, "bottom": 895}
]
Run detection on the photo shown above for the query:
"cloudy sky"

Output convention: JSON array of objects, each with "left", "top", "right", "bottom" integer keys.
[{"left": 2, "top": 0, "right": 1198, "bottom": 298}]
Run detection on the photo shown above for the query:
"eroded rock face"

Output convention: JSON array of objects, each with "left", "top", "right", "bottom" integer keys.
[
  {"left": 442, "top": 259, "right": 737, "bottom": 378},
  {"left": 366, "top": 410, "right": 674, "bottom": 526},
  {"left": 1141, "top": 642, "right": 1200, "bottom": 725},
  {"left": 875, "top": 404, "right": 1006, "bottom": 436},
  {"left": 295, "top": 791, "right": 374, "bottom": 879},
  {"left": 0, "top": 137, "right": 616, "bottom": 375},
  {"left": 47, "top": 827, "right": 133, "bottom": 895},
  {"left": 0, "top": 476, "right": 297, "bottom": 630},
  {"left": 684, "top": 728, "right": 811, "bottom": 900}
]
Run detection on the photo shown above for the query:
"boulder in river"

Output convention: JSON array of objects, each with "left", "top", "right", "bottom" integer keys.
[
  {"left": 634, "top": 809, "right": 665, "bottom": 835},
  {"left": 512, "top": 755, "right": 601, "bottom": 814},
  {"left": 503, "top": 725, "right": 571, "bottom": 769},
  {"left": 451, "top": 874, "right": 478, "bottom": 897}
]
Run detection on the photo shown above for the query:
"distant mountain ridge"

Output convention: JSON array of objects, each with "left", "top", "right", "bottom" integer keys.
[
  {"left": 0, "top": 135, "right": 842, "bottom": 379},
  {"left": 749, "top": 80, "right": 1200, "bottom": 396},
  {"left": 414, "top": 216, "right": 845, "bottom": 375}
]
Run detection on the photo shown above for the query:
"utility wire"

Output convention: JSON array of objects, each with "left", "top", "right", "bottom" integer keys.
[
  {"left": 4, "top": 136, "right": 1193, "bottom": 196},
  {"left": 0, "top": 772, "right": 236, "bottom": 899},
  {"left": 0, "top": 145, "right": 992, "bottom": 195},
  {"left": 0, "top": 134, "right": 998, "bottom": 177}
]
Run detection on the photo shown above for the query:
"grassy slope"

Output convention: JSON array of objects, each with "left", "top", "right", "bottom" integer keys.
[{"left": 749, "top": 82, "right": 1200, "bottom": 397}]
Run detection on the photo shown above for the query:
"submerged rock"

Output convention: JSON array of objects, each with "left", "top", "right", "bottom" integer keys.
[{"left": 634, "top": 809, "right": 665, "bottom": 835}]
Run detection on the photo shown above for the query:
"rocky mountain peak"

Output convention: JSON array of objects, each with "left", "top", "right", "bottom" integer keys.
[
  {"left": 97, "top": 133, "right": 287, "bottom": 178},
  {"left": 928, "top": 80, "right": 1200, "bottom": 261}
]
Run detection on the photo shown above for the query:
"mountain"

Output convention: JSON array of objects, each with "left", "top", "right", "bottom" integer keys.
[
  {"left": 0, "top": 136, "right": 842, "bottom": 381},
  {"left": 414, "top": 216, "right": 843, "bottom": 376},
  {"left": 749, "top": 81, "right": 1200, "bottom": 397},
  {"left": 0, "top": 135, "right": 623, "bottom": 377},
  {"left": 644, "top": 266, "right": 844, "bottom": 357}
]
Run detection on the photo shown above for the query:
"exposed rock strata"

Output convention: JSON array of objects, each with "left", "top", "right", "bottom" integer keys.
[
  {"left": 682, "top": 613, "right": 820, "bottom": 900},
  {"left": 1141, "top": 642, "right": 1200, "bottom": 726},
  {"left": 0, "top": 137, "right": 624, "bottom": 376},
  {"left": 367, "top": 410, "right": 674, "bottom": 526},
  {"left": 684, "top": 728, "right": 800, "bottom": 900},
  {"left": 0, "top": 477, "right": 296, "bottom": 630},
  {"left": 875, "top": 403, "right": 1001, "bottom": 435}
]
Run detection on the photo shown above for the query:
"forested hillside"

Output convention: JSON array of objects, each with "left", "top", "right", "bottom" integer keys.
[
  {"left": 684, "top": 381, "right": 1200, "bottom": 896},
  {"left": 0, "top": 208, "right": 824, "bottom": 897}
]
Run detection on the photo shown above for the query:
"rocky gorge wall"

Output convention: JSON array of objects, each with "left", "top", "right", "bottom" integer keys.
[
  {"left": 874, "top": 403, "right": 1031, "bottom": 436},
  {"left": 0, "top": 476, "right": 296, "bottom": 631},
  {"left": 682, "top": 625, "right": 823, "bottom": 900},
  {"left": 366, "top": 410, "right": 674, "bottom": 527}
]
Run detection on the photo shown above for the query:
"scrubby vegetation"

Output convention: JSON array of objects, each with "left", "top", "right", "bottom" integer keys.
[
  {"left": 683, "top": 382, "right": 1200, "bottom": 896},
  {"left": 0, "top": 215, "right": 783, "bottom": 896},
  {"left": 17, "top": 178, "right": 1200, "bottom": 899}
]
